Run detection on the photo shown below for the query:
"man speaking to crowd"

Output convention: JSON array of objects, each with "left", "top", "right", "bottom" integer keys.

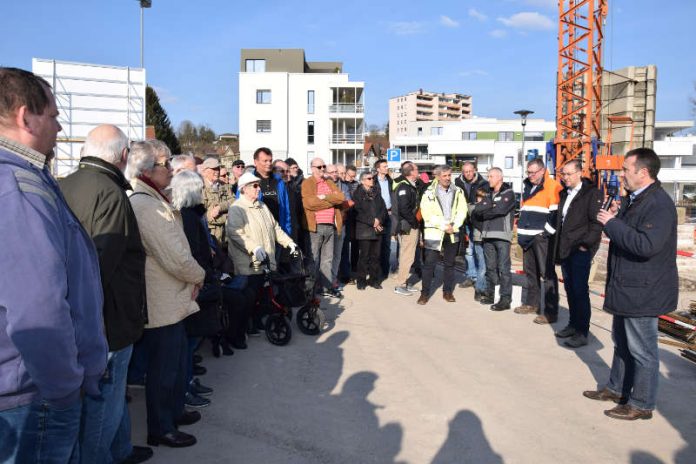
[{"left": 584, "top": 148, "right": 677, "bottom": 421}]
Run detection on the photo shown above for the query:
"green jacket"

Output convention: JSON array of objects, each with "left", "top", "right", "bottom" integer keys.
[
  {"left": 420, "top": 180, "right": 468, "bottom": 251},
  {"left": 203, "top": 181, "right": 232, "bottom": 245}
]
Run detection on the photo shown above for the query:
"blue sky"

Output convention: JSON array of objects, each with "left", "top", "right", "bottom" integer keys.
[{"left": 2, "top": 0, "right": 694, "bottom": 134}]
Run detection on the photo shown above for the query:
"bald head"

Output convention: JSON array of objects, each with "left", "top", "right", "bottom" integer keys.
[
  {"left": 82, "top": 124, "right": 129, "bottom": 169},
  {"left": 309, "top": 157, "right": 327, "bottom": 180}
]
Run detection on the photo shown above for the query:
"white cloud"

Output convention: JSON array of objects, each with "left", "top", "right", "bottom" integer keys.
[
  {"left": 459, "top": 69, "right": 489, "bottom": 77},
  {"left": 440, "top": 15, "right": 460, "bottom": 28},
  {"left": 387, "top": 21, "right": 426, "bottom": 35},
  {"left": 489, "top": 29, "right": 508, "bottom": 38},
  {"left": 468, "top": 8, "right": 488, "bottom": 22},
  {"left": 151, "top": 86, "right": 178, "bottom": 104},
  {"left": 497, "top": 12, "right": 555, "bottom": 30}
]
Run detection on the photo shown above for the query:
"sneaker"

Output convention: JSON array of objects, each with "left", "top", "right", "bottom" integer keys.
[
  {"left": 555, "top": 325, "right": 576, "bottom": 338},
  {"left": 563, "top": 333, "right": 588, "bottom": 348},
  {"left": 459, "top": 278, "right": 475, "bottom": 288},
  {"left": 394, "top": 286, "right": 412, "bottom": 296},
  {"left": 405, "top": 284, "right": 420, "bottom": 293},
  {"left": 190, "top": 378, "right": 213, "bottom": 396},
  {"left": 321, "top": 288, "right": 342, "bottom": 298},
  {"left": 185, "top": 392, "right": 211, "bottom": 408}
]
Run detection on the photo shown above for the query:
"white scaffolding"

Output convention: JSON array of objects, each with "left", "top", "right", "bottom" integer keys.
[{"left": 32, "top": 58, "right": 146, "bottom": 177}]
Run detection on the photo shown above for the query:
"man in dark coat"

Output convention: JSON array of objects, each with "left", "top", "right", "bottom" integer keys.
[
  {"left": 455, "top": 161, "right": 489, "bottom": 288},
  {"left": 584, "top": 148, "right": 678, "bottom": 421},
  {"left": 59, "top": 124, "right": 151, "bottom": 463},
  {"left": 553, "top": 160, "right": 603, "bottom": 348},
  {"left": 352, "top": 171, "right": 388, "bottom": 290}
]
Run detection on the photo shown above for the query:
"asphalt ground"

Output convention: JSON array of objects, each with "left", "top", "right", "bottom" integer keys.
[{"left": 129, "top": 266, "right": 696, "bottom": 463}]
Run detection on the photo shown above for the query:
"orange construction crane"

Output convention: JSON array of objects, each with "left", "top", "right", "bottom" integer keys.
[{"left": 554, "top": 0, "right": 608, "bottom": 179}]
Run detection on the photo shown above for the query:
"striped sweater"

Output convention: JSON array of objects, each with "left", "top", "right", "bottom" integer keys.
[{"left": 517, "top": 173, "right": 563, "bottom": 249}]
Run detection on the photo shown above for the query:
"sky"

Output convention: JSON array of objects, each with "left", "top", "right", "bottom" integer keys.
[{"left": 2, "top": 0, "right": 695, "bottom": 135}]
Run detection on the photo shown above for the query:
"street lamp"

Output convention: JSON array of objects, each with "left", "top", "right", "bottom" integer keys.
[
  {"left": 514, "top": 109, "right": 534, "bottom": 192},
  {"left": 139, "top": 1, "right": 152, "bottom": 69}
]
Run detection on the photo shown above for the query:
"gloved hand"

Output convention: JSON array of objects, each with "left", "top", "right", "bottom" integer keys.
[
  {"left": 253, "top": 246, "right": 268, "bottom": 263},
  {"left": 288, "top": 242, "right": 299, "bottom": 257}
]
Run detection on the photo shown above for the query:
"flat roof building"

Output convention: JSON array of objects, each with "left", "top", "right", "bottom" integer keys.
[{"left": 389, "top": 90, "right": 472, "bottom": 138}]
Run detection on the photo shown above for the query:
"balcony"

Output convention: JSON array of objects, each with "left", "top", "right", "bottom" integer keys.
[
  {"left": 330, "top": 133, "right": 364, "bottom": 145},
  {"left": 329, "top": 103, "right": 364, "bottom": 114}
]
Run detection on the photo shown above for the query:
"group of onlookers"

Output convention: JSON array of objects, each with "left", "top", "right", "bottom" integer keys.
[{"left": 0, "top": 66, "right": 679, "bottom": 464}]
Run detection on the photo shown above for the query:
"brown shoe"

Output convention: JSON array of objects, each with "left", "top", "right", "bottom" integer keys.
[
  {"left": 513, "top": 304, "right": 538, "bottom": 314},
  {"left": 443, "top": 292, "right": 456, "bottom": 303},
  {"left": 582, "top": 388, "right": 623, "bottom": 403},
  {"left": 417, "top": 293, "right": 429, "bottom": 305},
  {"left": 533, "top": 314, "right": 558, "bottom": 324},
  {"left": 604, "top": 404, "right": 653, "bottom": 421}
]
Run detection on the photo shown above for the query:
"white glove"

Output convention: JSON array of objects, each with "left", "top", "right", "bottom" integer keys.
[
  {"left": 288, "top": 242, "right": 299, "bottom": 257},
  {"left": 252, "top": 246, "right": 268, "bottom": 263}
]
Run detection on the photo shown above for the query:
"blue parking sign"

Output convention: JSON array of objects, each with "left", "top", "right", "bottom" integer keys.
[{"left": 387, "top": 148, "right": 401, "bottom": 162}]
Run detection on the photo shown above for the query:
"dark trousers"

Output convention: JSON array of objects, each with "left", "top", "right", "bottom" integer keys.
[
  {"left": 522, "top": 235, "right": 559, "bottom": 315},
  {"left": 560, "top": 249, "right": 592, "bottom": 335},
  {"left": 483, "top": 239, "right": 512, "bottom": 300},
  {"left": 379, "top": 214, "right": 393, "bottom": 278},
  {"left": 339, "top": 220, "right": 353, "bottom": 282},
  {"left": 357, "top": 239, "right": 381, "bottom": 285},
  {"left": 422, "top": 238, "right": 458, "bottom": 296},
  {"left": 222, "top": 286, "right": 252, "bottom": 345},
  {"left": 142, "top": 321, "right": 188, "bottom": 437}
]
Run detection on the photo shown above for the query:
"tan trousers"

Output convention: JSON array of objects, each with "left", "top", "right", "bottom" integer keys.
[{"left": 396, "top": 229, "right": 419, "bottom": 287}]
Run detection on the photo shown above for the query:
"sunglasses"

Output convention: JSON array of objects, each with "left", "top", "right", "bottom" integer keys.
[
  {"left": 233, "top": 165, "right": 245, "bottom": 169},
  {"left": 364, "top": 176, "right": 373, "bottom": 180},
  {"left": 250, "top": 183, "right": 260, "bottom": 189},
  {"left": 312, "top": 165, "right": 327, "bottom": 170},
  {"left": 220, "top": 174, "right": 229, "bottom": 178},
  {"left": 154, "top": 160, "right": 171, "bottom": 169}
]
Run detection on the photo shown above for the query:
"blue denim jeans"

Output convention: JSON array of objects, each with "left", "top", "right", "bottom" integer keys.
[
  {"left": 79, "top": 345, "right": 133, "bottom": 464},
  {"left": 471, "top": 242, "right": 487, "bottom": 292},
  {"left": 607, "top": 316, "right": 659, "bottom": 411},
  {"left": 0, "top": 397, "right": 82, "bottom": 463}
]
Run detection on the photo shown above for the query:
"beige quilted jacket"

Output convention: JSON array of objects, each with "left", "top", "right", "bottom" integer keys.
[
  {"left": 226, "top": 196, "right": 294, "bottom": 275},
  {"left": 129, "top": 179, "right": 205, "bottom": 328}
]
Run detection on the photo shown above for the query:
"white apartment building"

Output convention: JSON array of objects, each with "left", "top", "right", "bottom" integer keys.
[
  {"left": 389, "top": 90, "right": 472, "bottom": 138},
  {"left": 239, "top": 49, "right": 364, "bottom": 172},
  {"left": 391, "top": 118, "right": 696, "bottom": 198}
]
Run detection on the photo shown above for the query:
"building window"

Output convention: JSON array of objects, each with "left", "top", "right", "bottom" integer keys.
[
  {"left": 525, "top": 131, "right": 544, "bottom": 141},
  {"left": 498, "top": 131, "right": 514, "bottom": 141},
  {"left": 505, "top": 156, "right": 514, "bottom": 169},
  {"left": 307, "top": 90, "right": 315, "bottom": 114},
  {"left": 462, "top": 131, "right": 477, "bottom": 140},
  {"left": 256, "top": 89, "right": 271, "bottom": 104},
  {"left": 431, "top": 127, "right": 443, "bottom": 136},
  {"left": 245, "top": 59, "right": 266, "bottom": 72},
  {"left": 256, "top": 120, "right": 271, "bottom": 133},
  {"left": 307, "top": 121, "right": 314, "bottom": 144},
  {"left": 417, "top": 127, "right": 423, "bottom": 136}
]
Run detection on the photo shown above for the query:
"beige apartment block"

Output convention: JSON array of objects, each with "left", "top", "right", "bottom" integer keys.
[{"left": 389, "top": 90, "right": 472, "bottom": 137}]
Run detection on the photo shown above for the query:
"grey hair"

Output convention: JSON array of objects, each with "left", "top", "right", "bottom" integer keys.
[
  {"left": 82, "top": 126, "right": 128, "bottom": 165},
  {"left": 125, "top": 140, "right": 156, "bottom": 179},
  {"left": 433, "top": 165, "right": 451, "bottom": 177},
  {"left": 359, "top": 171, "right": 373, "bottom": 181},
  {"left": 171, "top": 170, "right": 205, "bottom": 210},
  {"left": 149, "top": 139, "right": 172, "bottom": 160},
  {"left": 488, "top": 167, "right": 503, "bottom": 176},
  {"left": 171, "top": 154, "right": 196, "bottom": 174}
]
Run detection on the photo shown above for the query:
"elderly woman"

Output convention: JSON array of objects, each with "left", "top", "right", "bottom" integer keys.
[
  {"left": 352, "top": 171, "right": 388, "bottom": 290},
  {"left": 226, "top": 172, "right": 298, "bottom": 330},
  {"left": 128, "top": 140, "right": 205, "bottom": 448}
]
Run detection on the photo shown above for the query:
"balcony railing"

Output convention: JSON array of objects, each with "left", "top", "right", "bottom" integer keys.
[
  {"left": 331, "top": 133, "right": 364, "bottom": 144},
  {"left": 329, "top": 103, "right": 364, "bottom": 113}
]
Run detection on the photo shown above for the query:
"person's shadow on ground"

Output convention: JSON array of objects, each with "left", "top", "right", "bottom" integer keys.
[{"left": 431, "top": 410, "right": 503, "bottom": 464}]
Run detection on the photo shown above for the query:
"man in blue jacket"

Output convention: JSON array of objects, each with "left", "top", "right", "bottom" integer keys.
[
  {"left": 0, "top": 67, "right": 108, "bottom": 461},
  {"left": 584, "top": 148, "right": 678, "bottom": 421}
]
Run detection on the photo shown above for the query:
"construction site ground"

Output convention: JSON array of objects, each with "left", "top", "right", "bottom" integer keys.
[{"left": 129, "top": 260, "right": 696, "bottom": 464}]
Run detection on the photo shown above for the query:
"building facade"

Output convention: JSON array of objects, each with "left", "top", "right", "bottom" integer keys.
[
  {"left": 389, "top": 90, "right": 472, "bottom": 138},
  {"left": 238, "top": 49, "right": 364, "bottom": 171}
]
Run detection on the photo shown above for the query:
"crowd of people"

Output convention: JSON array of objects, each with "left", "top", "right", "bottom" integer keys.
[{"left": 0, "top": 67, "right": 679, "bottom": 463}]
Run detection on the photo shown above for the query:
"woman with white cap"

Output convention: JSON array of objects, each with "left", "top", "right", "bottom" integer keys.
[{"left": 226, "top": 172, "right": 299, "bottom": 332}]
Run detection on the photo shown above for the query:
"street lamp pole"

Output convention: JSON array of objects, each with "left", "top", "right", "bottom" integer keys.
[
  {"left": 514, "top": 109, "right": 534, "bottom": 192},
  {"left": 139, "top": 1, "right": 152, "bottom": 69}
]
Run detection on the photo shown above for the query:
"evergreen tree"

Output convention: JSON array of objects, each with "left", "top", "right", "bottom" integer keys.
[{"left": 146, "top": 85, "right": 181, "bottom": 154}]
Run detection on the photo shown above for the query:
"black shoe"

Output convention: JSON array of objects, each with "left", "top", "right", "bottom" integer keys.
[
  {"left": 147, "top": 431, "right": 197, "bottom": 448},
  {"left": 479, "top": 294, "right": 494, "bottom": 305},
  {"left": 190, "top": 378, "right": 213, "bottom": 396},
  {"left": 246, "top": 327, "right": 261, "bottom": 337},
  {"left": 356, "top": 281, "right": 367, "bottom": 290},
  {"left": 490, "top": 299, "right": 511, "bottom": 311},
  {"left": 176, "top": 410, "right": 201, "bottom": 426},
  {"left": 459, "top": 278, "right": 475, "bottom": 288},
  {"left": 231, "top": 340, "right": 248, "bottom": 350},
  {"left": 369, "top": 283, "right": 383, "bottom": 290},
  {"left": 120, "top": 445, "right": 154, "bottom": 464},
  {"left": 474, "top": 291, "right": 482, "bottom": 302},
  {"left": 555, "top": 325, "right": 576, "bottom": 338},
  {"left": 192, "top": 364, "right": 207, "bottom": 376},
  {"left": 185, "top": 392, "right": 211, "bottom": 408},
  {"left": 193, "top": 354, "right": 203, "bottom": 364},
  {"left": 220, "top": 339, "right": 234, "bottom": 356}
]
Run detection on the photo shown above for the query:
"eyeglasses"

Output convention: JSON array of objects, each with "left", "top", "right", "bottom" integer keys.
[
  {"left": 233, "top": 165, "right": 245, "bottom": 169},
  {"left": 250, "top": 183, "right": 260, "bottom": 189},
  {"left": 560, "top": 171, "right": 579, "bottom": 177},
  {"left": 154, "top": 160, "right": 171, "bottom": 169},
  {"left": 220, "top": 174, "right": 229, "bottom": 178},
  {"left": 526, "top": 169, "right": 543, "bottom": 175},
  {"left": 364, "top": 176, "right": 373, "bottom": 180},
  {"left": 312, "top": 165, "right": 326, "bottom": 170}
]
